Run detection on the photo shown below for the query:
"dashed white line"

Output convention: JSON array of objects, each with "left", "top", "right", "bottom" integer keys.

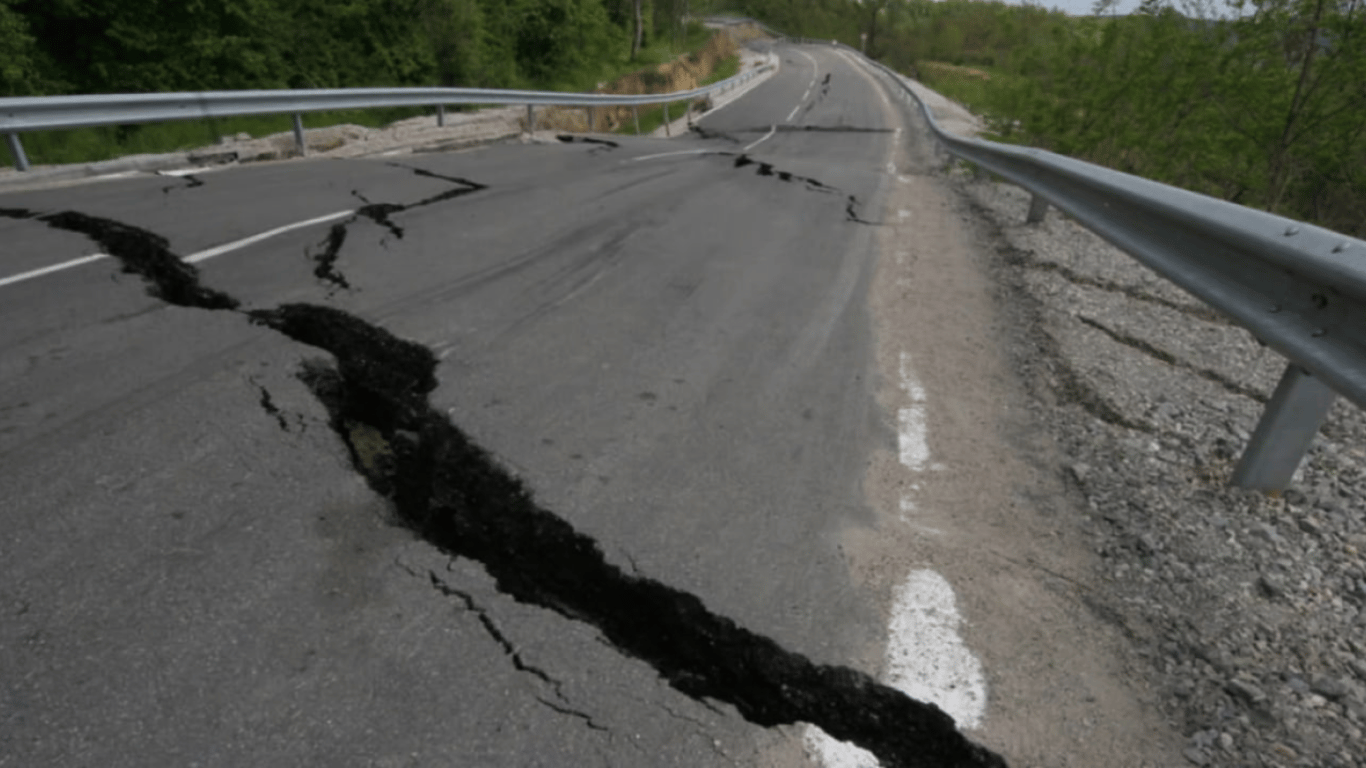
[
  {"left": 808, "top": 349, "right": 988, "bottom": 767},
  {"left": 787, "top": 48, "right": 820, "bottom": 124}
]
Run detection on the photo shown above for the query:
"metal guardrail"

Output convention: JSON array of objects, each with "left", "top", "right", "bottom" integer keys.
[
  {"left": 719, "top": 13, "right": 1366, "bottom": 489},
  {"left": 0, "top": 65, "right": 774, "bottom": 171},
  {"left": 820, "top": 40, "right": 1366, "bottom": 491}
]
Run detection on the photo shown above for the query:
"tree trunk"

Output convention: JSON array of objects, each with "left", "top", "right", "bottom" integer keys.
[{"left": 632, "top": 0, "right": 643, "bottom": 60}]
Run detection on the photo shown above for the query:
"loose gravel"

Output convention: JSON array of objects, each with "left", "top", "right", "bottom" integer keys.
[{"left": 952, "top": 169, "right": 1366, "bottom": 768}]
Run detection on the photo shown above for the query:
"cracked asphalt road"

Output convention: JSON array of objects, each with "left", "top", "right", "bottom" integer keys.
[{"left": 0, "top": 44, "right": 1012, "bottom": 767}]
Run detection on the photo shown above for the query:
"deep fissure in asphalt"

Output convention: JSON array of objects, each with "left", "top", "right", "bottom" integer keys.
[{"left": 2, "top": 179, "right": 1006, "bottom": 767}]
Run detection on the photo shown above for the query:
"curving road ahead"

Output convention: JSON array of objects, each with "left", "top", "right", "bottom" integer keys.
[{"left": 0, "top": 43, "right": 1023, "bottom": 767}]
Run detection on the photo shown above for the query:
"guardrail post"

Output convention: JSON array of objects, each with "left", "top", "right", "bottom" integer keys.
[
  {"left": 292, "top": 113, "right": 307, "bottom": 156},
  {"left": 1026, "top": 194, "right": 1049, "bottom": 224},
  {"left": 526, "top": 105, "right": 536, "bottom": 133},
  {"left": 633, "top": 106, "right": 640, "bottom": 135},
  {"left": 1231, "top": 364, "right": 1336, "bottom": 491},
  {"left": 663, "top": 103, "right": 670, "bottom": 137},
  {"left": 5, "top": 133, "right": 30, "bottom": 172},
  {"left": 437, "top": 105, "right": 446, "bottom": 127},
  {"left": 588, "top": 106, "right": 596, "bottom": 132}
]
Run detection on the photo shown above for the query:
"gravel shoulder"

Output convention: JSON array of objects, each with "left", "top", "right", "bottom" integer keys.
[
  {"left": 870, "top": 59, "right": 1366, "bottom": 767},
  {"left": 948, "top": 146, "right": 1366, "bottom": 768}
]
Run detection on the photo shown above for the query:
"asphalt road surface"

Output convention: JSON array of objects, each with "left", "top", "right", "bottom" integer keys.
[{"left": 1, "top": 44, "right": 1015, "bottom": 767}]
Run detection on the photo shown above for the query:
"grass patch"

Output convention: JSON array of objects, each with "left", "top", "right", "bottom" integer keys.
[
  {"left": 615, "top": 53, "right": 742, "bottom": 135},
  {"left": 11, "top": 106, "right": 429, "bottom": 167},
  {"left": 621, "top": 99, "right": 696, "bottom": 136},
  {"left": 554, "top": 21, "right": 714, "bottom": 93},
  {"left": 913, "top": 60, "right": 1032, "bottom": 141},
  {"left": 703, "top": 55, "right": 741, "bottom": 86}
]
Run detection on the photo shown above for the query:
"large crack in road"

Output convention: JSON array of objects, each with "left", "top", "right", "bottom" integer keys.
[{"left": 1, "top": 177, "right": 1007, "bottom": 768}]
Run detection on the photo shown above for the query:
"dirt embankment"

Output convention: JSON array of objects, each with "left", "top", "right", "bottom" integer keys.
[{"left": 535, "top": 24, "right": 765, "bottom": 133}]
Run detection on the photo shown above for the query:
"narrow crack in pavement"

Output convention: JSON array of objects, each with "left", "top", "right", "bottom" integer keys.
[
  {"left": 423, "top": 566, "right": 570, "bottom": 702},
  {"left": 687, "top": 125, "right": 742, "bottom": 143},
  {"left": 4, "top": 200, "right": 1009, "bottom": 768},
  {"left": 160, "top": 173, "right": 205, "bottom": 195},
  {"left": 302, "top": 167, "right": 488, "bottom": 288},
  {"left": 557, "top": 135, "right": 620, "bottom": 151},
  {"left": 731, "top": 155, "right": 877, "bottom": 225},
  {"left": 309, "top": 224, "right": 354, "bottom": 294},
  {"left": 251, "top": 377, "right": 292, "bottom": 431},
  {"left": 536, "top": 696, "right": 611, "bottom": 732}
]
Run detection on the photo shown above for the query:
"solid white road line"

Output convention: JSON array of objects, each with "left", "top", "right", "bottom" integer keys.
[
  {"left": 0, "top": 209, "right": 356, "bottom": 290},
  {"left": 0, "top": 253, "right": 110, "bottom": 290},
  {"left": 184, "top": 210, "right": 353, "bottom": 264},
  {"left": 743, "top": 124, "right": 778, "bottom": 152},
  {"left": 629, "top": 149, "right": 729, "bottom": 162}
]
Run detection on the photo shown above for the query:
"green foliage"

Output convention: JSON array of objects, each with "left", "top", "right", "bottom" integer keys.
[
  {"left": 16, "top": 106, "right": 426, "bottom": 166},
  {"left": 2, "top": 0, "right": 731, "bottom": 166},
  {"left": 732, "top": 0, "right": 1365, "bottom": 236},
  {"left": 3, "top": 0, "right": 692, "bottom": 95}
]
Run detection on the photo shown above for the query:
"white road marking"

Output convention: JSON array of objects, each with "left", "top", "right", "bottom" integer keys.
[
  {"left": 629, "top": 149, "right": 729, "bottom": 162},
  {"left": 156, "top": 167, "right": 217, "bottom": 178},
  {"left": 887, "top": 570, "right": 988, "bottom": 727},
  {"left": 0, "top": 253, "right": 110, "bottom": 289},
  {"left": 787, "top": 48, "right": 820, "bottom": 123},
  {"left": 185, "top": 210, "right": 354, "bottom": 263},
  {"left": 0, "top": 209, "right": 355, "bottom": 289},
  {"left": 805, "top": 571, "right": 986, "bottom": 765},
  {"left": 743, "top": 124, "right": 777, "bottom": 152}
]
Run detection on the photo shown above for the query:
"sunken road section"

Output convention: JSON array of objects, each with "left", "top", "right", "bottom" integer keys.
[{"left": 0, "top": 171, "right": 1007, "bottom": 767}]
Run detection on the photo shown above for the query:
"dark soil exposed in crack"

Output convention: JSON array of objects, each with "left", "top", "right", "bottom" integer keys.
[
  {"left": 556, "top": 134, "right": 620, "bottom": 149},
  {"left": 251, "top": 379, "right": 292, "bottom": 431},
  {"left": 0, "top": 208, "right": 237, "bottom": 310},
  {"left": 310, "top": 225, "right": 354, "bottom": 293},
  {"left": 280, "top": 305, "right": 1008, "bottom": 768},
  {"left": 6, "top": 200, "right": 1006, "bottom": 768},
  {"left": 730, "top": 155, "right": 877, "bottom": 224},
  {"left": 160, "top": 173, "right": 205, "bottom": 194},
  {"left": 688, "top": 125, "right": 742, "bottom": 143}
]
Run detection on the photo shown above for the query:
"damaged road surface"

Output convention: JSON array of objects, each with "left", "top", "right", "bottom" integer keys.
[{"left": 0, "top": 41, "right": 1018, "bottom": 768}]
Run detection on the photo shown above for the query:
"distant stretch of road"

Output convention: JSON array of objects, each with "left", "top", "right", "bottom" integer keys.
[{"left": 0, "top": 42, "right": 1011, "bottom": 768}]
